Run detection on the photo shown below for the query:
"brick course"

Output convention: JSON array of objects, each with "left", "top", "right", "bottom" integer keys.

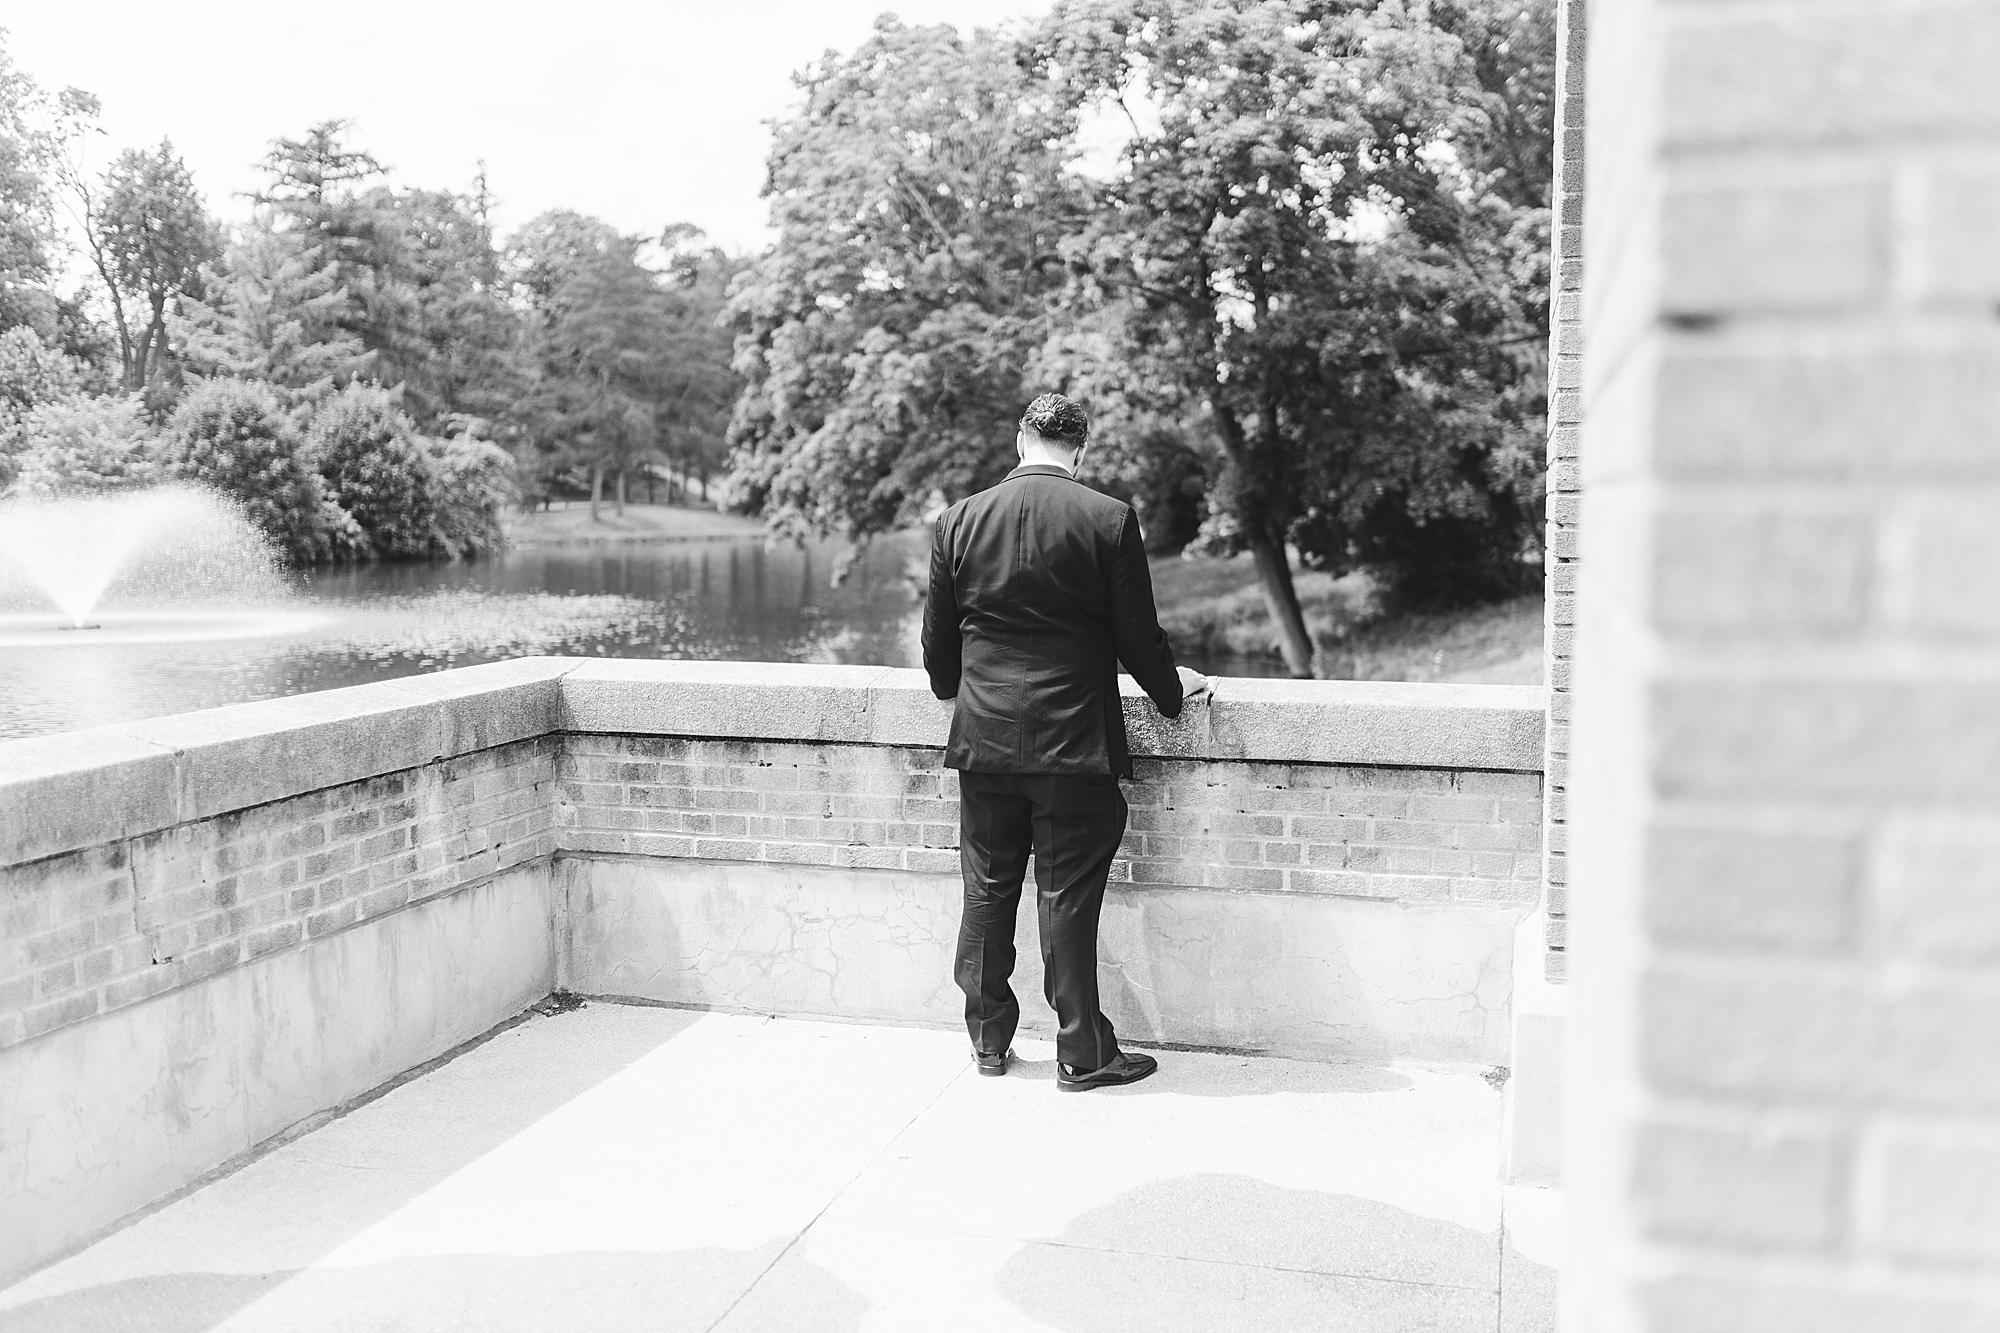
[
  {"left": 558, "top": 736, "right": 1541, "bottom": 908},
  {"left": 2, "top": 725, "right": 1542, "bottom": 1055},
  {"left": 1, "top": 713, "right": 1542, "bottom": 1053}
]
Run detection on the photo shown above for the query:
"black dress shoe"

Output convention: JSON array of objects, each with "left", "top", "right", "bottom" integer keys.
[
  {"left": 975, "top": 1050, "right": 1011, "bottom": 1077},
  {"left": 1057, "top": 1051, "right": 1157, "bottom": 1092}
]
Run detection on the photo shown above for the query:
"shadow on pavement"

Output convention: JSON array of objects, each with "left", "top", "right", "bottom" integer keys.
[
  {"left": 0, "top": 1272, "right": 291, "bottom": 1333},
  {"left": 1502, "top": 1234, "right": 1560, "bottom": 1333},
  {"left": 0, "top": 1245, "right": 871, "bottom": 1333},
  {"left": 0, "top": 1004, "right": 712, "bottom": 1328},
  {"left": 1000, "top": 1052, "right": 1415, "bottom": 1097},
  {"left": 995, "top": 1173, "right": 1555, "bottom": 1333}
]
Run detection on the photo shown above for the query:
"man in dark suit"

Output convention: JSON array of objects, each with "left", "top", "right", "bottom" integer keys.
[{"left": 922, "top": 392, "right": 1207, "bottom": 1092}]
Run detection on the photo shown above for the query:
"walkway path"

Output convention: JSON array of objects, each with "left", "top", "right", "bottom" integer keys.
[{"left": 0, "top": 1005, "right": 1558, "bottom": 1331}]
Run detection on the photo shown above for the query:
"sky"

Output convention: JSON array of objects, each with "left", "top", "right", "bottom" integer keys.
[{"left": 8, "top": 0, "right": 1051, "bottom": 257}]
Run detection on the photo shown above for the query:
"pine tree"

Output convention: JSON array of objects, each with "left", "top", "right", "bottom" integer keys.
[{"left": 176, "top": 221, "right": 372, "bottom": 414}]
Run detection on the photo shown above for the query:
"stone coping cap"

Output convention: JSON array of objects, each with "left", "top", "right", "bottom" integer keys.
[{"left": 1, "top": 657, "right": 1544, "bottom": 867}]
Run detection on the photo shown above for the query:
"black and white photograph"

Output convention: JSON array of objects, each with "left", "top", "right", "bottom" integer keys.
[{"left": 0, "top": 0, "right": 1993, "bottom": 1329}]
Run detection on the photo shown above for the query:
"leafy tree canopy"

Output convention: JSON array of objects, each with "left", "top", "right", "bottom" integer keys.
[
  {"left": 94, "top": 141, "right": 221, "bottom": 391},
  {"left": 509, "top": 213, "right": 741, "bottom": 517},
  {"left": 723, "top": 1, "right": 1553, "bottom": 673},
  {"left": 724, "top": 16, "right": 1087, "bottom": 538},
  {"left": 1036, "top": 0, "right": 1550, "bottom": 664}
]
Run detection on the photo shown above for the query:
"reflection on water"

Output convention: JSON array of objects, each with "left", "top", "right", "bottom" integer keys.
[
  {"left": 0, "top": 531, "right": 1288, "bottom": 740},
  {"left": 0, "top": 536, "right": 927, "bottom": 740}
]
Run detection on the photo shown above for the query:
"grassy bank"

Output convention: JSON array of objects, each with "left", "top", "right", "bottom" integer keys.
[
  {"left": 504, "top": 501, "right": 764, "bottom": 545},
  {"left": 497, "top": 508, "right": 1542, "bottom": 685},
  {"left": 1151, "top": 553, "right": 1543, "bottom": 686}
]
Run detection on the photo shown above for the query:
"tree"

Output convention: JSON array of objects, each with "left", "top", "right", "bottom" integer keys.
[
  {"left": 177, "top": 220, "right": 373, "bottom": 412},
  {"left": 512, "top": 214, "right": 680, "bottom": 520},
  {"left": 1031, "top": 0, "right": 1550, "bottom": 674},
  {"left": 8, "top": 394, "right": 160, "bottom": 497},
  {"left": 1437, "top": 0, "right": 1558, "bottom": 212},
  {"left": 552, "top": 232, "right": 668, "bottom": 518},
  {"left": 250, "top": 129, "right": 523, "bottom": 429},
  {"left": 723, "top": 16, "right": 1085, "bottom": 538},
  {"left": 505, "top": 209, "right": 619, "bottom": 506},
  {"left": 0, "top": 34, "right": 59, "bottom": 338},
  {"left": 251, "top": 120, "right": 423, "bottom": 385},
  {"left": 653, "top": 225, "right": 745, "bottom": 501},
  {"left": 362, "top": 183, "right": 521, "bottom": 427},
  {"left": 0, "top": 36, "right": 115, "bottom": 357},
  {"left": 509, "top": 208, "right": 621, "bottom": 313},
  {"left": 0, "top": 324, "right": 85, "bottom": 486},
  {"left": 84, "top": 142, "right": 220, "bottom": 391},
  {"left": 162, "top": 377, "right": 350, "bottom": 562},
  {"left": 250, "top": 119, "right": 386, "bottom": 267}
]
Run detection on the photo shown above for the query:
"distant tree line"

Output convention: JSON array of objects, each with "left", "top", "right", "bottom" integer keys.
[
  {"left": 726, "top": 0, "right": 1556, "bottom": 673},
  {"left": 0, "top": 39, "right": 742, "bottom": 562}
]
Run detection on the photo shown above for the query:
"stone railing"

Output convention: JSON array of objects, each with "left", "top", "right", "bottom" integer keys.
[{"left": 0, "top": 659, "right": 1544, "bottom": 1280}]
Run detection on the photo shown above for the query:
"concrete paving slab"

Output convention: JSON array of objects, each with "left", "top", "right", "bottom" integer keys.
[
  {"left": 204, "top": 1245, "right": 802, "bottom": 1333},
  {"left": 274, "top": 1002, "right": 710, "bottom": 1174},
  {"left": 0, "top": 1005, "right": 1547, "bottom": 1333},
  {"left": 1501, "top": 1184, "right": 1561, "bottom": 1333},
  {"left": 287, "top": 1012, "right": 968, "bottom": 1264},
  {"left": 991, "top": 1236, "right": 1498, "bottom": 1333},
  {"left": 825, "top": 1036, "right": 1505, "bottom": 1291},
  {"left": 720, "top": 1213, "right": 1497, "bottom": 1333}
]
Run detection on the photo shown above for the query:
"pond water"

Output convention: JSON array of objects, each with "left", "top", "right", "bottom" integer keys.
[{"left": 0, "top": 532, "right": 1282, "bottom": 740}]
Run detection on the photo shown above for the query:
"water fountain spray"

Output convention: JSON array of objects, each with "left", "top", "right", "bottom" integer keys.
[{"left": 0, "top": 485, "right": 324, "bottom": 646}]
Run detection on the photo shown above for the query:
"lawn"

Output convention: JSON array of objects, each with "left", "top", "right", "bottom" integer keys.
[
  {"left": 504, "top": 501, "right": 764, "bottom": 545},
  {"left": 1150, "top": 552, "right": 1544, "bottom": 686}
]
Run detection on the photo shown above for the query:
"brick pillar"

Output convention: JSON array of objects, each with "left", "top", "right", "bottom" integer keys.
[
  {"left": 1504, "top": 0, "right": 1588, "bottom": 1188},
  {"left": 1540, "top": 0, "right": 1585, "bottom": 984},
  {"left": 1564, "top": 0, "right": 2000, "bottom": 1328}
]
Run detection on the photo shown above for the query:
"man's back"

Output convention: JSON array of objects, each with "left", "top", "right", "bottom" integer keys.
[
  {"left": 922, "top": 462, "right": 1181, "bottom": 777},
  {"left": 935, "top": 392, "right": 1181, "bottom": 1092}
]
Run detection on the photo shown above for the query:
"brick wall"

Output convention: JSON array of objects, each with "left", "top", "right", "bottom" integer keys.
[
  {"left": 1565, "top": 0, "right": 2000, "bottom": 1327},
  {"left": 1539, "top": 0, "right": 1585, "bottom": 983},
  {"left": 3, "top": 723, "right": 1544, "bottom": 1058},
  {"left": 558, "top": 737, "right": 963, "bottom": 877},
  {"left": 559, "top": 736, "right": 1542, "bottom": 909},
  {"left": 0, "top": 739, "right": 557, "bottom": 1051}
]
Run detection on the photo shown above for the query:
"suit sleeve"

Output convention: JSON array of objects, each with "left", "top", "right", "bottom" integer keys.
[
  {"left": 1109, "top": 507, "right": 1183, "bottom": 718},
  {"left": 920, "top": 512, "right": 963, "bottom": 701}
]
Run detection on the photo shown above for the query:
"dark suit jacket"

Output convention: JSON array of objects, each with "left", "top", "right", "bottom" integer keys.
[{"left": 922, "top": 463, "right": 1183, "bottom": 778}]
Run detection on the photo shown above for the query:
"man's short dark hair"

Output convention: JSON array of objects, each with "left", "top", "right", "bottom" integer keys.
[{"left": 1020, "top": 393, "right": 1089, "bottom": 444}]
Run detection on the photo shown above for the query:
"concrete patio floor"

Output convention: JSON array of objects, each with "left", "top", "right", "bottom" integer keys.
[{"left": 0, "top": 1004, "right": 1559, "bottom": 1332}]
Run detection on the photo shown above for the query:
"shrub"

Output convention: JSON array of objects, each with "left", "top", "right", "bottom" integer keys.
[
  {"left": 427, "top": 432, "right": 514, "bottom": 558},
  {"left": 304, "top": 385, "right": 439, "bottom": 560},
  {"left": 164, "top": 378, "right": 339, "bottom": 564},
  {"left": 0, "top": 327, "right": 89, "bottom": 489},
  {"left": 8, "top": 395, "right": 162, "bottom": 497},
  {"left": 303, "top": 385, "right": 514, "bottom": 560}
]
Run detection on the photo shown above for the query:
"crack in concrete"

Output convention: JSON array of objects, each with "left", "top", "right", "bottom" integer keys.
[{"left": 699, "top": 1058, "right": 972, "bottom": 1333}]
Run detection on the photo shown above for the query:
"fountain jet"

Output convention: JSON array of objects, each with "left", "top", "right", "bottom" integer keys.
[{"left": 0, "top": 485, "right": 318, "bottom": 646}]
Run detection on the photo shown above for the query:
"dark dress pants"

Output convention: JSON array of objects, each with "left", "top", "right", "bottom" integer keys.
[{"left": 955, "top": 770, "right": 1127, "bottom": 1072}]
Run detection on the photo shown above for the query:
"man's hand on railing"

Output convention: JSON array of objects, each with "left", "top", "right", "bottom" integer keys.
[{"left": 1177, "top": 667, "right": 1211, "bottom": 704}]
